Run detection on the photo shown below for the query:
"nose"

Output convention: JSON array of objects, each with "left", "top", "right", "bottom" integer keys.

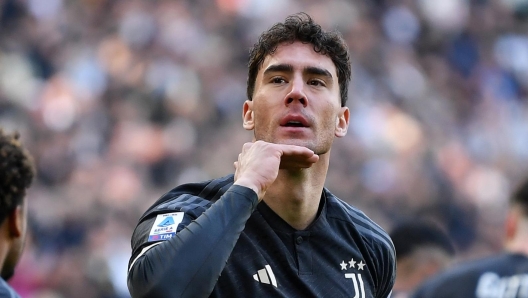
[{"left": 284, "top": 76, "right": 307, "bottom": 107}]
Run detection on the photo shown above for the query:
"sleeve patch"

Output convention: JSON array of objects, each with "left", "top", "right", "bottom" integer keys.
[{"left": 148, "top": 212, "right": 184, "bottom": 241}]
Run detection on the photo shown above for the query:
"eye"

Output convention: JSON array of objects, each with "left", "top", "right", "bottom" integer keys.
[
  {"left": 308, "top": 79, "right": 325, "bottom": 87},
  {"left": 271, "top": 77, "right": 286, "bottom": 84}
]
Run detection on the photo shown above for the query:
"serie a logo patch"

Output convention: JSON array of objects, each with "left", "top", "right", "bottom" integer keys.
[{"left": 148, "top": 212, "right": 184, "bottom": 241}]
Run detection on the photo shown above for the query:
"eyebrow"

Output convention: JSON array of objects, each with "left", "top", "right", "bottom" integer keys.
[
  {"left": 263, "top": 64, "right": 334, "bottom": 80},
  {"left": 263, "top": 64, "right": 293, "bottom": 76},
  {"left": 304, "top": 66, "right": 333, "bottom": 80}
]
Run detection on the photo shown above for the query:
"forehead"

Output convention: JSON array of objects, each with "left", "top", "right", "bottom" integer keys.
[{"left": 259, "top": 42, "right": 337, "bottom": 77}]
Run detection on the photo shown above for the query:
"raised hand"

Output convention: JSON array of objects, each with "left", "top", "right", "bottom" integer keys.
[{"left": 233, "top": 141, "right": 319, "bottom": 201}]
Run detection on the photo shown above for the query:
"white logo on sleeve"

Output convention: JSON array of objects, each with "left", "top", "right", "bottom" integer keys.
[
  {"left": 148, "top": 212, "right": 184, "bottom": 241},
  {"left": 476, "top": 272, "right": 528, "bottom": 298},
  {"left": 253, "top": 265, "right": 277, "bottom": 287}
]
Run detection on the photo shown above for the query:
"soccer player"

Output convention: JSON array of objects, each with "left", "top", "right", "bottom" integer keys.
[
  {"left": 389, "top": 220, "right": 456, "bottom": 298},
  {"left": 127, "top": 12, "right": 396, "bottom": 298},
  {"left": 0, "top": 128, "right": 35, "bottom": 298},
  {"left": 411, "top": 177, "right": 528, "bottom": 298}
]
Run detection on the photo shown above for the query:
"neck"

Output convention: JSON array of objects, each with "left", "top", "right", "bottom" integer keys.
[
  {"left": 505, "top": 217, "right": 528, "bottom": 256},
  {"left": 394, "top": 249, "right": 453, "bottom": 293},
  {"left": 262, "top": 153, "right": 329, "bottom": 230}
]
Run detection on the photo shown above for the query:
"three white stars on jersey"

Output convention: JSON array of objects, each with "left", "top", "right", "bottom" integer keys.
[{"left": 340, "top": 258, "right": 366, "bottom": 271}]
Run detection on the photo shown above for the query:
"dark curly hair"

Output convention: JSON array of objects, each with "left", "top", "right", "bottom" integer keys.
[
  {"left": 0, "top": 128, "right": 35, "bottom": 223},
  {"left": 247, "top": 12, "right": 351, "bottom": 107}
]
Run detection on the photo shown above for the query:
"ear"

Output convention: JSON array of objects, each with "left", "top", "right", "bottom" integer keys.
[
  {"left": 335, "top": 106, "right": 350, "bottom": 138},
  {"left": 242, "top": 100, "right": 255, "bottom": 131},
  {"left": 505, "top": 208, "right": 518, "bottom": 242},
  {"left": 7, "top": 205, "right": 24, "bottom": 239}
]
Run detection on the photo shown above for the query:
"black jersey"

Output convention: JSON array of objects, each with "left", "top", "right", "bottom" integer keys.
[
  {"left": 412, "top": 253, "right": 528, "bottom": 298},
  {"left": 127, "top": 174, "right": 396, "bottom": 298}
]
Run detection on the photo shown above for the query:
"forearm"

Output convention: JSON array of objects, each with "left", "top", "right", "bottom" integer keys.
[{"left": 127, "top": 186, "right": 258, "bottom": 298}]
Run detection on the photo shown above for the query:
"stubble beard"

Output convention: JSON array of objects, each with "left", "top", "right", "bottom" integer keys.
[{"left": 253, "top": 129, "right": 332, "bottom": 156}]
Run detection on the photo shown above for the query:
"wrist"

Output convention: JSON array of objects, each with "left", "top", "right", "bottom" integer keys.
[{"left": 233, "top": 179, "right": 263, "bottom": 201}]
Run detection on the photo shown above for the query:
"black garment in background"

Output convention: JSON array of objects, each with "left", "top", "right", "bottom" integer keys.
[{"left": 412, "top": 252, "right": 528, "bottom": 298}]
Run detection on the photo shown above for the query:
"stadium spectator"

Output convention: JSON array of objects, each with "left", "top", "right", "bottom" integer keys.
[{"left": 390, "top": 219, "right": 456, "bottom": 298}]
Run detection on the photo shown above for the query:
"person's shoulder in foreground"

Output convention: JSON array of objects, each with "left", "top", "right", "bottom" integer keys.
[
  {"left": 326, "top": 189, "right": 395, "bottom": 249},
  {"left": 0, "top": 128, "right": 36, "bottom": 298},
  {"left": 127, "top": 12, "right": 395, "bottom": 298},
  {"left": 128, "top": 174, "right": 237, "bottom": 259},
  {"left": 411, "top": 177, "right": 528, "bottom": 298}
]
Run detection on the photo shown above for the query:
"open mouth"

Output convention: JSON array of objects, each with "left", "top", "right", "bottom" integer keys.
[
  {"left": 283, "top": 121, "right": 306, "bottom": 127},
  {"left": 280, "top": 115, "right": 310, "bottom": 128}
]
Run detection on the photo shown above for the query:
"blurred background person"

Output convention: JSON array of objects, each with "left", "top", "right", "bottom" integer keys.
[
  {"left": 0, "top": 128, "right": 35, "bottom": 297},
  {"left": 390, "top": 219, "right": 456, "bottom": 298},
  {"left": 1, "top": 0, "right": 528, "bottom": 296},
  {"left": 412, "top": 176, "right": 528, "bottom": 298}
]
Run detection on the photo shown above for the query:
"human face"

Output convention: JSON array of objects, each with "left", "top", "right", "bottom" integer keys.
[
  {"left": 243, "top": 41, "right": 349, "bottom": 155},
  {"left": 1, "top": 200, "right": 28, "bottom": 281}
]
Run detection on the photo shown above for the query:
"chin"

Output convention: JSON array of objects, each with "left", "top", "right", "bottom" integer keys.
[
  {"left": 257, "top": 134, "right": 331, "bottom": 154},
  {"left": 275, "top": 139, "right": 313, "bottom": 149}
]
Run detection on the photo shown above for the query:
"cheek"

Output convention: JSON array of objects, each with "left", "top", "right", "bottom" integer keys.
[
  {"left": 253, "top": 112, "right": 272, "bottom": 132},
  {"left": 320, "top": 109, "right": 339, "bottom": 128},
  {"left": 252, "top": 101, "right": 275, "bottom": 123}
]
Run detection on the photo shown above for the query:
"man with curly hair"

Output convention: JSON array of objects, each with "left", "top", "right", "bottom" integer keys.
[
  {"left": 0, "top": 128, "right": 35, "bottom": 298},
  {"left": 128, "top": 13, "right": 396, "bottom": 298}
]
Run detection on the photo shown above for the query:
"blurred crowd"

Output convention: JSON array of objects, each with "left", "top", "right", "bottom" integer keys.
[{"left": 1, "top": 0, "right": 528, "bottom": 297}]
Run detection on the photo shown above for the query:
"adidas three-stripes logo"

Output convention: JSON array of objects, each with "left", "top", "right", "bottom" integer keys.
[{"left": 253, "top": 265, "right": 277, "bottom": 287}]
